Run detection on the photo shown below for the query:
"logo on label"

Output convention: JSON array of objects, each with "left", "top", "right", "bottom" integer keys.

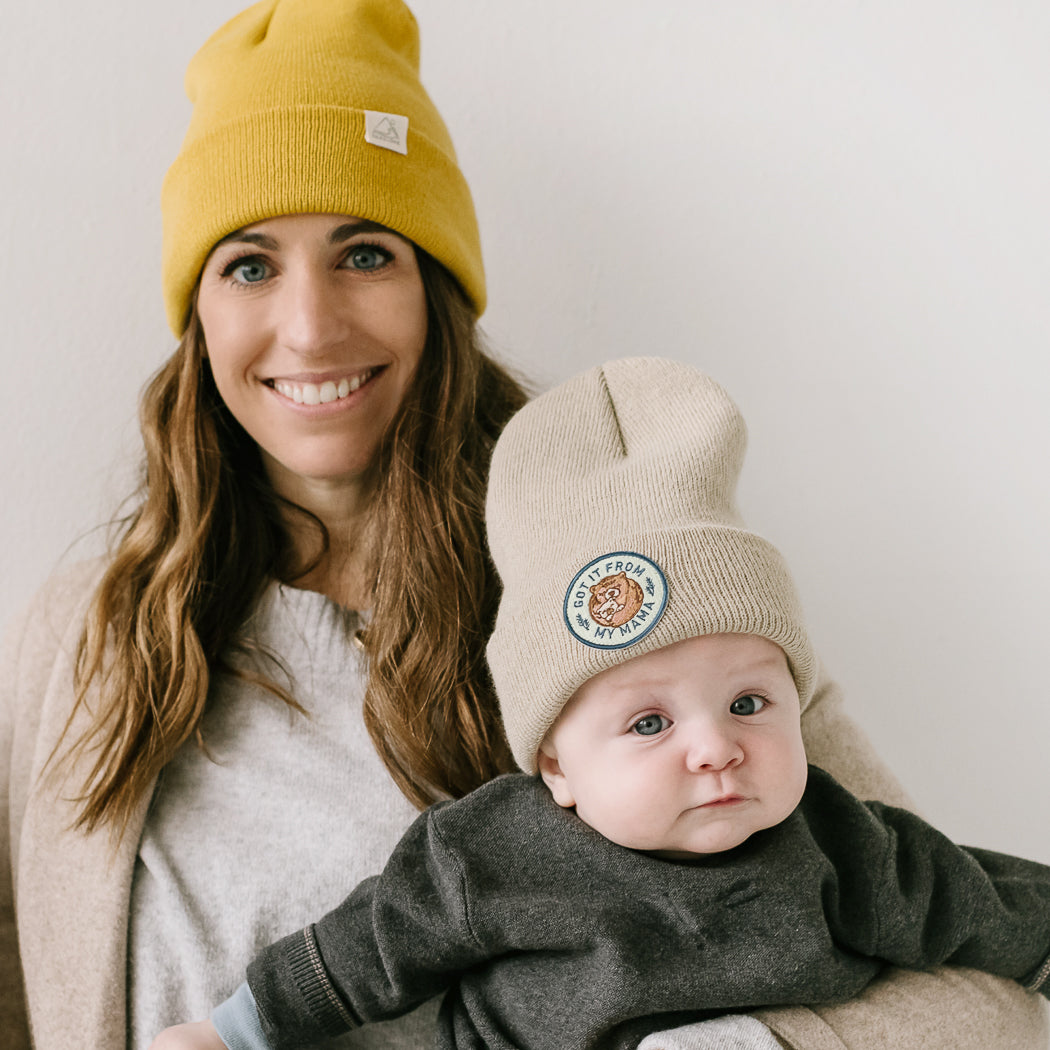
[
  {"left": 563, "top": 551, "right": 668, "bottom": 650},
  {"left": 364, "top": 111, "right": 409, "bottom": 155}
]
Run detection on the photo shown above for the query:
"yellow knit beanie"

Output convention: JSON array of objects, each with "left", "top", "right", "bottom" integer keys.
[
  {"left": 161, "top": 0, "right": 484, "bottom": 336},
  {"left": 485, "top": 357, "right": 817, "bottom": 772}
]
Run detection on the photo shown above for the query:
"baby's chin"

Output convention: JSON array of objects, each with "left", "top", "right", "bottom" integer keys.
[
  {"left": 617, "top": 821, "right": 756, "bottom": 860},
  {"left": 637, "top": 803, "right": 805, "bottom": 860},
  {"left": 645, "top": 832, "right": 755, "bottom": 862},
  {"left": 648, "top": 848, "right": 721, "bottom": 862}
]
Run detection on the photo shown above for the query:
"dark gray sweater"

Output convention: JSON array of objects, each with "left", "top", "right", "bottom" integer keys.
[{"left": 246, "top": 767, "right": 1050, "bottom": 1050}]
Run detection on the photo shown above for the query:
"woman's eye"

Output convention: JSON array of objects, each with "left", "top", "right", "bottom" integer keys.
[
  {"left": 631, "top": 714, "right": 670, "bottom": 736},
  {"left": 730, "top": 695, "right": 766, "bottom": 716},
  {"left": 226, "top": 258, "right": 269, "bottom": 284},
  {"left": 345, "top": 244, "right": 392, "bottom": 271}
]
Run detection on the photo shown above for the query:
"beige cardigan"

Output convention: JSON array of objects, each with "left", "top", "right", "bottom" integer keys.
[{"left": 1, "top": 563, "right": 1046, "bottom": 1050}]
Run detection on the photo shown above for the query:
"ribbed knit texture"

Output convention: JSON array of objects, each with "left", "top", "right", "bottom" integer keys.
[
  {"left": 161, "top": 0, "right": 484, "bottom": 334},
  {"left": 211, "top": 983, "right": 271, "bottom": 1050},
  {"left": 288, "top": 926, "right": 357, "bottom": 1033},
  {"left": 126, "top": 580, "right": 438, "bottom": 1049},
  {"left": 485, "top": 357, "right": 816, "bottom": 771},
  {"left": 1026, "top": 955, "right": 1050, "bottom": 995}
]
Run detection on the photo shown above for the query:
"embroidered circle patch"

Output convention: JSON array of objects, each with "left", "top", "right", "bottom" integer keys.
[{"left": 563, "top": 551, "right": 668, "bottom": 650}]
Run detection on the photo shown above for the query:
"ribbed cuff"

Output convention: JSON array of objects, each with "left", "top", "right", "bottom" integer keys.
[
  {"left": 1023, "top": 951, "right": 1050, "bottom": 995},
  {"left": 286, "top": 925, "right": 357, "bottom": 1034},
  {"left": 211, "top": 982, "right": 272, "bottom": 1050}
]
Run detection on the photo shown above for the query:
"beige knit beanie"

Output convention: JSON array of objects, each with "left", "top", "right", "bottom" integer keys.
[{"left": 486, "top": 357, "right": 816, "bottom": 772}]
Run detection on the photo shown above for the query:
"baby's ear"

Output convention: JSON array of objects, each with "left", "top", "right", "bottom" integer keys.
[{"left": 537, "top": 743, "right": 576, "bottom": 808}]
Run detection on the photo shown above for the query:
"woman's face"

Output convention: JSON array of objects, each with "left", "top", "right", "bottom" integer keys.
[{"left": 196, "top": 213, "right": 428, "bottom": 501}]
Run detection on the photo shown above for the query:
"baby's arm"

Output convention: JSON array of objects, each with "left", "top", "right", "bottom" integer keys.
[
  {"left": 246, "top": 854, "right": 480, "bottom": 1047},
  {"left": 858, "top": 800, "right": 1050, "bottom": 990},
  {"left": 172, "top": 804, "right": 481, "bottom": 1050},
  {"left": 150, "top": 982, "right": 271, "bottom": 1050},
  {"left": 754, "top": 664, "right": 1049, "bottom": 1049},
  {"left": 769, "top": 761, "right": 1050, "bottom": 994},
  {"left": 793, "top": 763, "right": 1050, "bottom": 993}
]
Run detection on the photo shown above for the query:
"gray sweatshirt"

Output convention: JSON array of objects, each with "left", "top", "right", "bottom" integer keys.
[{"left": 242, "top": 766, "right": 1050, "bottom": 1050}]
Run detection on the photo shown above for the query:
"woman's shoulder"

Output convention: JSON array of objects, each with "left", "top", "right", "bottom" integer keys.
[
  {"left": 2, "top": 557, "right": 106, "bottom": 684},
  {"left": 31, "top": 556, "right": 106, "bottom": 608},
  {"left": 17, "top": 556, "right": 105, "bottom": 627}
]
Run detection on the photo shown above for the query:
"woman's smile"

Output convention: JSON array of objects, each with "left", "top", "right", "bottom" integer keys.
[{"left": 268, "top": 366, "right": 380, "bottom": 406}]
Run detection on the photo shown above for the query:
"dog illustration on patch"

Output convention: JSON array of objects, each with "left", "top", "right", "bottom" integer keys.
[{"left": 588, "top": 571, "right": 644, "bottom": 628}]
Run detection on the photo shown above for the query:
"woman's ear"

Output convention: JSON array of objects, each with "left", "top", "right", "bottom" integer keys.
[{"left": 536, "top": 741, "right": 576, "bottom": 809}]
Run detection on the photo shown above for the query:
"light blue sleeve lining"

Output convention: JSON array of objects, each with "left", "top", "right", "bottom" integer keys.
[{"left": 211, "top": 982, "right": 273, "bottom": 1050}]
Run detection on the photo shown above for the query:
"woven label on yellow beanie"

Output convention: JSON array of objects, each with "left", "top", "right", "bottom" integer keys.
[
  {"left": 364, "top": 111, "right": 409, "bottom": 155},
  {"left": 563, "top": 551, "right": 668, "bottom": 650}
]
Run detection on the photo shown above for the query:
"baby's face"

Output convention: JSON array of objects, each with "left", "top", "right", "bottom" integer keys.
[{"left": 538, "top": 634, "right": 808, "bottom": 858}]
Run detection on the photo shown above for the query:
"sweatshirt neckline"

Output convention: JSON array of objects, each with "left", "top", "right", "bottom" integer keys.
[{"left": 247, "top": 579, "right": 370, "bottom": 656}]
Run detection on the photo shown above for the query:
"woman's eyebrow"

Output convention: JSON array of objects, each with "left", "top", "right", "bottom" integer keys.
[
  {"left": 215, "top": 219, "right": 397, "bottom": 251},
  {"left": 328, "top": 219, "right": 397, "bottom": 243},
  {"left": 215, "top": 229, "right": 279, "bottom": 250}
]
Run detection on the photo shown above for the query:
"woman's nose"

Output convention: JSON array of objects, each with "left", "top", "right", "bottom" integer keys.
[{"left": 275, "top": 270, "right": 348, "bottom": 357}]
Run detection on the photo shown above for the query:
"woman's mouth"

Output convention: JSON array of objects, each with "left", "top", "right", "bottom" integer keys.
[{"left": 270, "top": 367, "right": 377, "bottom": 405}]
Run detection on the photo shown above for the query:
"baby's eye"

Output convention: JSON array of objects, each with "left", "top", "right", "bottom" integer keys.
[
  {"left": 344, "top": 244, "right": 393, "bottom": 271},
  {"left": 730, "top": 695, "right": 766, "bottom": 716},
  {"left": 631, "top": 714, "right": 670, "bottom": 736}
]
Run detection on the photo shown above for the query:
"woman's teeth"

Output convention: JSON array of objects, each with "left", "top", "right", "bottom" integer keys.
[{"left": 273, "top": 370, "right": 374, "bottom": 405}]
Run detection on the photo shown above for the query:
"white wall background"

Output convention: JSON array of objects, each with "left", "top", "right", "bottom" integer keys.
[{"left": 3, "top": 1, "right": 1048, "bottom": 865}]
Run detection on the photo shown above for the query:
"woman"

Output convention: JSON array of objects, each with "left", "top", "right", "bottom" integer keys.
[{"left": 1, "top": 1, "right": 1044, "bottom": 1048}]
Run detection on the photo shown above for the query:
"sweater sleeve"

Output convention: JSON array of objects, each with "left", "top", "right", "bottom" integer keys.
[
  {"left": 862, "top": 801, "right": 1050, "bottom": 993},
  {"left": 0, "top": 595, "right": 33, "bottom": 1048},
  {"left": 0, "top": 564, "right": 100, "bottom": 1050},
  {"left": 211, "top": 982, "right": 272, "bottom": 1050},
  {"left": 753, "top": 662, "right": 1050, "bottom": 1050},
  {"left": 246, "top": 802, "right": 485, "bottom": 1050}
]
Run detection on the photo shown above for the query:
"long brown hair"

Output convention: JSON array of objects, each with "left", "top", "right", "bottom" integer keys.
[{"left": 59, "top": 250, "right": 528, "bottom": 835}]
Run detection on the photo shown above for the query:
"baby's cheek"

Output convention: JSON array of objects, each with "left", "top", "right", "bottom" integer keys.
[
  {"left": 574, "top": 783, "right": 626, "bottom": 837},
  {"left": 588, "top": 785, "right": 657, "bottom": 848}
]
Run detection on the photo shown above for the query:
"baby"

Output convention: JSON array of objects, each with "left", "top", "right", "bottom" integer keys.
[{"left": 152, "top": 357, "right": 1050, "bottom": 1050}]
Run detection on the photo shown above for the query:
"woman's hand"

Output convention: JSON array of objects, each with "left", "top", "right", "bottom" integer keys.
[{"left": 149, "top": 1019, "right": 227, "bottom": 1050}]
